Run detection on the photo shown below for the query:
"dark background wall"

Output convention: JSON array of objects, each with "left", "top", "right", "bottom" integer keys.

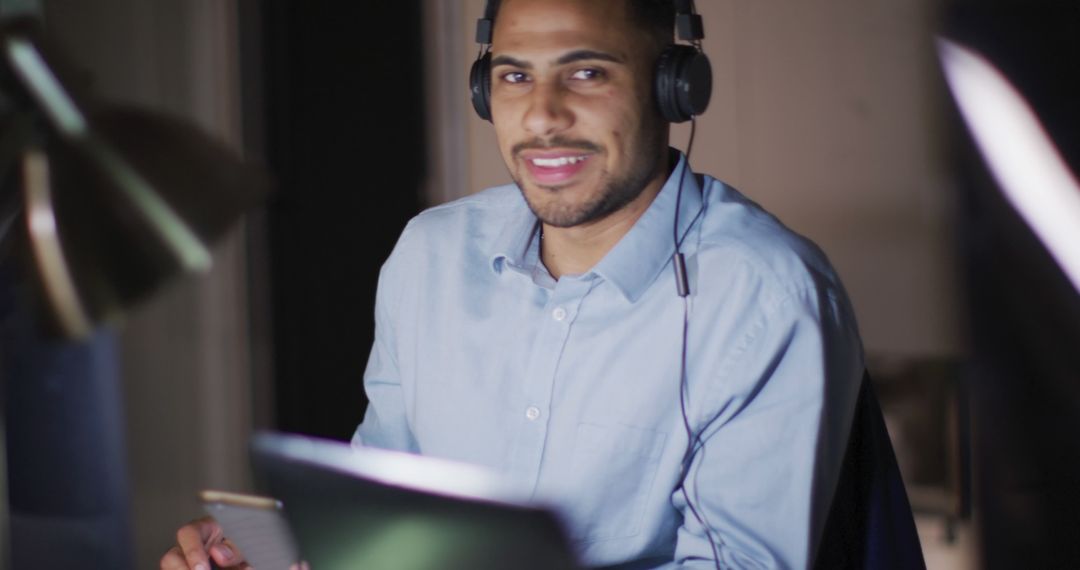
[{"left": 260, "top": 1, "right": 426, "bottom": 440}]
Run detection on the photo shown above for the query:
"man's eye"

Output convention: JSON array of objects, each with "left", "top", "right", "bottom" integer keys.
[
  {"left": 570, "top": 68, "right": 605, "bottom": 81},
  {"left": 501, "top": 71, "right": 529, "bottom": 84}
]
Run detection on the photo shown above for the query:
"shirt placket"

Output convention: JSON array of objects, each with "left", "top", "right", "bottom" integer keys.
[{"left": 506, "top": 276, "right": 591, "bottom": 496}]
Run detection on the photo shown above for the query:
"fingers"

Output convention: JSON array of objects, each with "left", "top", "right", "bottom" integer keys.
[
  {"left": 175, "top": 517, "right": 218, "bottom": 570},
  {"left": 161, "top": 516, "right": 252, "bottom": 569},
  {"left": 161, "top": 516, "right": 261, "bottom": 570},
  {"left": 159, "top": 546, "right": 189, "bottom": 570},
  {"left": 210, "top": 538, "right": 251, "bottom": 568},
  {"left": 160, "top": 543, "right": 254, "bottom": 570}
]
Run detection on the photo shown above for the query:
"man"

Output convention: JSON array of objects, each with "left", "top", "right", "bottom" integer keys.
[{"left": 163, "top": 0, "right": 885, "bottom": 567}]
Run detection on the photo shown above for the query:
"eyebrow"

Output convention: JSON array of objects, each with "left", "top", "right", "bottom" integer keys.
[{"left": 490, "top": 49, "right": 626, "bottom": 70}]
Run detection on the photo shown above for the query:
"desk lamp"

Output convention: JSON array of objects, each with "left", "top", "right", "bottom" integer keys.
[{"left": 0, "top": 18, "right": 268, "bottom": 568}]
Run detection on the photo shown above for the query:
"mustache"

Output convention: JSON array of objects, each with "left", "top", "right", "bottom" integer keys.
[{"left": 512, "top": 137, "right": 602, "bottom": 156}]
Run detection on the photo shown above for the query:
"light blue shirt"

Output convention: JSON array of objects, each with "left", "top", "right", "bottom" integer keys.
[{"left": 353, "top": 153, "right": 864, "bottom": 568}]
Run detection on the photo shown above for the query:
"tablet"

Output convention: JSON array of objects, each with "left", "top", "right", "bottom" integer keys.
[{"left": 250, "top": 431, "right": 578, "bottom": 570}]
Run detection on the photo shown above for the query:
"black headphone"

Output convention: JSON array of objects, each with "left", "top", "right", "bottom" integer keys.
[{"left": 469, "top": 0, "right": 712, "bottom": 124}]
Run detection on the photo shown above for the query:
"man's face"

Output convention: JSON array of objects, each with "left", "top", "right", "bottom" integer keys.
[{"left": 489, "top": 0, "right": 668, "bottom": 228}]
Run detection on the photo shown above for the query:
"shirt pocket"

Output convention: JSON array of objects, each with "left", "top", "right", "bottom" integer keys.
[{"left": 566, "top": 422, "right": 667, "bottom": 543}]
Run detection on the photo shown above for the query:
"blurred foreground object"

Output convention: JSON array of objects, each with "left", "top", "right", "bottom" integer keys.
[
  {"left": 939, "top": 39, "right": 1080, "bottom": 295},
  {"left": 938, "top": 18, "right": 1080, "bottom": 569},
  {"left": 251, "top": 432, "right": 578, "bottom": 570},
  {"left": 0, "top": 16, "right": 268, "bottom": 570},
  {"left": 0, "top": 17, "right": 268, "bottom": 338}
]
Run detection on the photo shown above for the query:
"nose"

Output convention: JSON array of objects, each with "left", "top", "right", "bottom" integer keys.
[{"left": 521, "top": 81, "right": 573, "bottom": 137}]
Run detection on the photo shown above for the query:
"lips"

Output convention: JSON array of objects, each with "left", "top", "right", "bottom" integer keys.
[{"left": 521, "top": 151, "right": 594, "bottom": 186}]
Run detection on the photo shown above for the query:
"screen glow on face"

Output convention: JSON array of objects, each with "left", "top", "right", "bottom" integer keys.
[{"left": 939, "top": 37, "right": 1080, "bottom": 295}]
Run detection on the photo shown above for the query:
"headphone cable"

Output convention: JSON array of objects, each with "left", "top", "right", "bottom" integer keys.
[{"left": 671, "top": 118, "right": 725, "bottom": 569}]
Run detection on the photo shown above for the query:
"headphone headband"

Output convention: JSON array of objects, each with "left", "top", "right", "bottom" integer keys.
[
  {"left": 676, "top": 5, "right": 704, "bottom": 42},
  {"left": 476, "top": 0, "right": 496, "bottom": 44},
  {"left": 476, "top": 0, "right": 702, "bottom": 47}
]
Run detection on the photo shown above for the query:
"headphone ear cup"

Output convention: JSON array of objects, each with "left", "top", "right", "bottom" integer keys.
[
  {"left": 470, "top": 51, "right": 494, "bottom": 122},
  {"left": 654, "top": 45, "right": 713, "bottom": 123}
]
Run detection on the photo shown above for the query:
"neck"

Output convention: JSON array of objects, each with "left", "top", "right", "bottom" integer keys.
[{"left": 540, "top": 166, "right": 670, "bottom": 279}]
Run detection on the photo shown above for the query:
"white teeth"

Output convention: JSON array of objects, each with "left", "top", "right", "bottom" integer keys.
[{"left": 530, "top": 155, "right": 588, "bottom": 168}]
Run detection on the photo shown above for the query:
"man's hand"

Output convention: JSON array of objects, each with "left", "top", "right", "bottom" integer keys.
[{"left": 159, "top": 516, "right": 250, "bottom": 570}]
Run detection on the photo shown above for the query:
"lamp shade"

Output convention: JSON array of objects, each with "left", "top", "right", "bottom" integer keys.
[{"left": 0, "top": 18, "right": 269, "bottom": 337}]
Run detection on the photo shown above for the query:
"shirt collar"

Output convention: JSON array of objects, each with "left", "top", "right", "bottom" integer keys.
[
  {"left": 592, "top": 151, "right": 703, "bottom": 302},
  {"left": 488, "top": 150, "right": 704, "bottom": 301},
  {"left": 489, "top": 193, "right": 540, "bottom": 275}
]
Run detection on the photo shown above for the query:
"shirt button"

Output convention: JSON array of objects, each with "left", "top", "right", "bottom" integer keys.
[
  {"left": 525, "top": 406, "right": 541, "bottom": 421},
  {"left": 552, "top": 307, "right": 567, "bottom": 321}
]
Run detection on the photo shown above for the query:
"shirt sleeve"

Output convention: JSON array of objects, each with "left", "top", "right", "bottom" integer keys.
[
  {"left": 351, "top": 254, "right": 420, "bottom": 453},
  {"left": 670, "top": 285, "right": 863, "bottom": 568}
]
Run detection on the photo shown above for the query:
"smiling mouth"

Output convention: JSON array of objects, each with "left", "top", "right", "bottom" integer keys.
[
  {"left": 521, "top": 152, "right": 594, "bottom": 186},
  {"left": 529, "top": 155, "right": 589, "bottom": 167}
]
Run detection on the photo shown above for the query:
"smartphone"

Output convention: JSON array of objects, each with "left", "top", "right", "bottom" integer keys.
[{"left": 199, "top": 489, "right": 301, "bottom": 570}]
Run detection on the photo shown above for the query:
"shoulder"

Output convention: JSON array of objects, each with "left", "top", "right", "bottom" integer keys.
[
  {"left": 376, "top": 183, "right": 526, "bottom": 290},
  {"left": 693, "top": 176, "right": 847, "bottom": 311},
  {"left": 382, "top": 183, "right": 524, "bottom": 268},
  {"left": 688, "top": 175, "right": 865, "bottom": 391},
  {"left": 375, "top": 184, "right": 524, "bottom": 308},
  {"left": 397, "top": 184, "right": 523, "bottom": 246}
]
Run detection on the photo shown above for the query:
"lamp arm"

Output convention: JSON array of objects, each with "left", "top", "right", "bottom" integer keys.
[{"left": 22, "top": 148, "right": 91, "bottom": 337}]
